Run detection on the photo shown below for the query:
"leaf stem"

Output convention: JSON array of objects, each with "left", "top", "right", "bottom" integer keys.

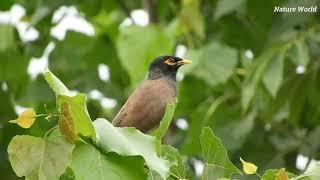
[
  {"left": 169, "top": 173, "right": 180, "bottom": 180},
  {"left": 255, "top": 172, "right": 261, "bottom": 178},
  {"left": 44, "top": 126, "right": 58, "bottom": 139},
  {"left": 35, "top": 114, "right": 48, "bottom": 117}
]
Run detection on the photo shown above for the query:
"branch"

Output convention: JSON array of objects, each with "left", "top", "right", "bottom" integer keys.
[{"left": 144, "top": 0, "right": 159, "bottom": 23}]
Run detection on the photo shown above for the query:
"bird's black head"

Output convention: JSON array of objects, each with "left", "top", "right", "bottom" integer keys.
[{"left": 148, "top": 55, "right": 192, "bottom": 80}]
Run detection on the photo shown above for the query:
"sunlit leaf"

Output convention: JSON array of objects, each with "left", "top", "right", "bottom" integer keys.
[
  {"left": 240, "top": 157, "right": 257, "bottom": 175},
  {"left": 43, "top": 69, "right": 72, "bottom": 96},
  {"left": 117, "top": 25, "right": 174, "bottom": 84},
  {"left": 261, "top": 169, "right": 296, "bottom": 180},
  {"left": 93, "top": 118, "right": 170, "bottom": 179},
  {"left": 200, "top": 127, "right": 241, "bottom": 179},
  {"left": 57, "top": 94, "right": 96, "bottom": 140},
  {"left": 0, "top": 25, "right": 15, "bottom": 52},
  {"left": 7, "top": 131, "right": 74, "bottom": 179},
  {"left": 151, "top": 99, "right": 177, "bottom": 140},
  {"left": 161, "top": 145, "right": 186, "bottom": 179},
  {"left": 44, "top": 69, "right": 96, "bottom": 140},
  {"left": 70, "top": 143, "right": 146, "bottom": 180},
  {"left": 186, "top": 41, "right": 238, "bottom": 87},
  {"left": 9, "top": 109, "right": 36, "bottom": 128},
  {"left": 291, "top": 162, "right": 320, "bottom": 180}
]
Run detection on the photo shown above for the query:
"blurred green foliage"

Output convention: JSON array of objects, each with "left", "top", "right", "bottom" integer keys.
[{"left": 1, "top": 0, "right": 320, "bottom": 179}]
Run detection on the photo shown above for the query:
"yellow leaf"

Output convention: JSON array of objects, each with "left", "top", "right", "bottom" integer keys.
[
  {"left": 277, "top": 168, "right": 288, "bottom": 180},
  {"left": 240, "top": 157, "right": 258, "bottom": 174},
  {"left": 9, "top": 109, "right": 36, "bottom": 128}
]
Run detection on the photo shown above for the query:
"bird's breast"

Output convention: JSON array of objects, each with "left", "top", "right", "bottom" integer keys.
[{"left": 113, "top": 77, "right": 177, "bottom": 132}]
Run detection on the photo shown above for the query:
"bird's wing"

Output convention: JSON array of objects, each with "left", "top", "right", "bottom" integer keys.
[{"left": 112, "top": 78, "right": 176, "bottom": 132}]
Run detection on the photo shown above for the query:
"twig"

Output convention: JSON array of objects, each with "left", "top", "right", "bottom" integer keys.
[{"left": 144, "top": 0, "right": 159, "bottom": 23}]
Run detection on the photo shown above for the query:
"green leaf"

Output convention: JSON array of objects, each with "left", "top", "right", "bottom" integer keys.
[
  {"left": 200, "top": 127, "right": 241, "bottom": 179},
  {"left": 262, "top": 169, "right": 296, "bottom": 180},
  {"left": 0, "top": 25, "right": 15, "bottom": 52},
  {"left": 186, "top": 42, "right": 238, "bottom": 87},
  {"left": 311, "top": 32, "right": 320, "bottom": 43},
  {"left": 300, "top": 126, "right": 320, "bottom": 157},
  {"left": 241, "top": 45, "right": 280, "bottom": 111},
  {"left": 288, "top": 39, "right": 310, "bottom": 69},
  {"left": 57, "top": 95, "right": 96, "bottom": 140},
  {"left": 117, "top": 25, "right": 174, "bottom": 84},
  {"left": 93, "top": 118, "right": 170, "bottom": 179},
  {"left": 291, "top": 162, "right": 320, "bottom": 180},
  {"left": 0, "top": 25, "right": 29, "bottom": 89},
  {"left": 161, "top": 145, "right": 186, "bottom": 179},
  {"left": 262, "top": 52, "right": 285, "bottom": 97},
  {"left": 178, "top": 0, "right": 205, "bottom": 38},
  {"left": 43, "top": 69, "right": 72, "bottom": 96},
  {"left": 215, "top": 110, "right": 256, "bottom": 151},
  {"left": 92, "top": 10, "right": 123, "bottom": 42},
  {"left": 151, "top": 99, "right": 177, "bottom": 140},
  {"left": 147, "top": 170, "right": 163, "bottom": 180},
  {"left": 59, "top": 167, "right": 75, "bottom": 180},
  {"left": 7, "top": 132, "right": 74, "bottom": 180},
  {"left": 70, "top": 143, "right": 146, "bottom": 180},
  {"left": 215, "top": 0, "right": 246, "bottom": 20},
  {"left": 44, "top": 69, "right": 96, "bottom": 140}
]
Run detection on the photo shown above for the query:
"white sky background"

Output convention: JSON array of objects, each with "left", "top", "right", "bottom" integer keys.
[
  {"left": 0, "top": 4, "right": 314, "bottom": 174},
  {"left": 0, "top": 4, "right": 38, "bottom": 42}
]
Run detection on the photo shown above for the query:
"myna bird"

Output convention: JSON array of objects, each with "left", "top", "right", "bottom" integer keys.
[{"left": 112, "top": 55, "right": 192, "bottom": 133}]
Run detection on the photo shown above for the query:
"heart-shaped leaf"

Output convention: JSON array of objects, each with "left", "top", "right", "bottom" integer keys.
[
  {"left": 200, "top": 127, "right": 241, "bottom": 179},
  {"left": 8, "top": 131, "right": 74, "bottom": 180},
  {"left": 93, "top": 118, "right": 170, "bottom": 179},
  {"left": 70, "top": 143, "right": 146, "bottom": 180}
]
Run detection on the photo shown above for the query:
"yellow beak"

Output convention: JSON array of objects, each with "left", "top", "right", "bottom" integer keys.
[{"left": 178, "top": 59, "right": 192, "bottom": 65}]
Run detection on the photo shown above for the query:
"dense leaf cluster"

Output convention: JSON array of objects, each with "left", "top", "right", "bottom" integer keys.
[
  {"left": 8, "top": 70, "right": 239, "bottom": 179},
  {"left": 1, "top": 0, "right": 320, "bottom": 179}
]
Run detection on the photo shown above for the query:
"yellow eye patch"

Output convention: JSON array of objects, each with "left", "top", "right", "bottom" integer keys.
[{"left": 164, "top": 58, "right": 176, "bottom": 65}]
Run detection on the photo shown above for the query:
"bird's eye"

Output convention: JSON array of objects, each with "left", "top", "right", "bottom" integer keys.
[{"left": 164, "top": 58, "right": 176, "bottom": 65}]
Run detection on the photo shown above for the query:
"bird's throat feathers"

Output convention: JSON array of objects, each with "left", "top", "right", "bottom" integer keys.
[
  {"left": 148, "top": 68, "right": 177, "bottom": 92},
  {"left": 148, "top": 67, "right": 177, "bottom": 80}
]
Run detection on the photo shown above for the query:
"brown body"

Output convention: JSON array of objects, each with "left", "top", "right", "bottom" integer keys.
[{"left": 112, "top": 77, "right": 177, "bottom": 132}]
